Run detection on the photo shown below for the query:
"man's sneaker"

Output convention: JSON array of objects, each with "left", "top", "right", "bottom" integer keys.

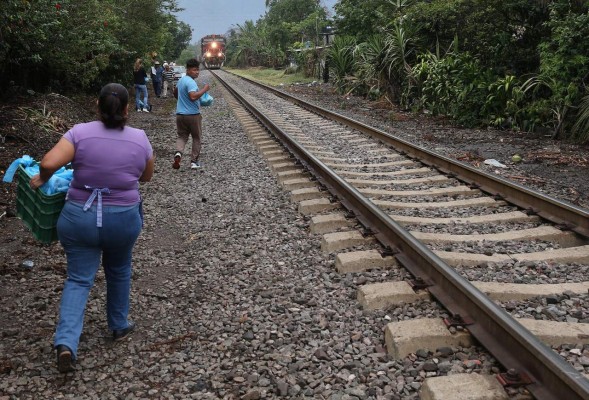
[
  {"left": 172, "top": 152, "right": 182, "bottom": 169},
  {"left": 56, "top": 344, "right": 75, "bottom": 373},
  {"left": 190, "top": 161, "right": 201, "bottom": 169},
  {"left": 142, "top": 108, "right": 150, "bottom": 113},
  {"left": 113, "top": 321, "right": 136, "bottom": 341}
]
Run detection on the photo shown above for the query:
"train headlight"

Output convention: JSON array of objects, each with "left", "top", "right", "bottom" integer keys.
[
  {"left": 211, "top": 42, "right": 218, "bottom": 49},
  {"left": 205, "top": 52, "right": 211, "bottom": 58},
  {"left": 218, "top": 52, "right": 223, "bottom": 57}
]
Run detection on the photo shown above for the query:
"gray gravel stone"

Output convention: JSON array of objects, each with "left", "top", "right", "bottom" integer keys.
[{"left": 2, "top": 70, "right": 571, "bottom": 400}]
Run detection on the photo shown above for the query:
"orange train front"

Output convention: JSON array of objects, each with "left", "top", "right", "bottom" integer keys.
[{"left": 200, "top": 34, "right": 226, "bottom": 69}]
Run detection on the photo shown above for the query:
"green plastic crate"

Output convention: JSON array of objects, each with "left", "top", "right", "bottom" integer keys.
[{"left": 16, "top": 165, "right": 66, "bottom": 243}]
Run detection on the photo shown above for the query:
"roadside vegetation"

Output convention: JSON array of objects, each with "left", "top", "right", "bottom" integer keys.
[
  {"left": 227, "top": 0, "right": 589, "bottom": 143},
  {"left": 2, "top": 0, "right": 588, "bottom": 142},
  {"left": 0, "top": 0, "right": 191, "bottom": 94}
]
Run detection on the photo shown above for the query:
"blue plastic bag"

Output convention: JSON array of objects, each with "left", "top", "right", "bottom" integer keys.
[
  {"left": 200, "top": 92, "right": 213, "bottom": 107},
  {"left": 3, "top": 155, "right": 73, "bottom": 195},
  {"left": 3, "top": 155, "right": 35, "bottom": 183},
  {"left": 38, "top": 167, "right": 73, "bottom": 194}
]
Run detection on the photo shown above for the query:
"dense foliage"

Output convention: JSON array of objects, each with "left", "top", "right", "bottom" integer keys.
[
  {"left": 0, "top": 0, "right": 191, "bottom": 94},
  {"left": 4, "top": 0, "right": 589, "bottom": 142},
  {"left": 226, "top": 0, "right": 589, "bottom": 142},
  {"left": 331, "top": 0, "right": 589, "bottom": 142},
  {"left": 225, "top": 0, "right": 330, "bottom": 70}
]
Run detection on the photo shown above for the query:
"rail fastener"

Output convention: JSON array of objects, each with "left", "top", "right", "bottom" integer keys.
[
  {"left": 443, "top": 314, "right": 474, "bottom": 328},
  {"left": 408, "top": 277, "right": 432, "bottom": 291},
  {"left": 361, "top": 228, "right": 376, "bottom": 237},
  {"left": 555, "top": 222, "right": 576, "bottom": 231},
  {"left": 379, "top": 246, "right": 399, "bottom": 257},
  {"left": 525, "top": 207, "right": 539, "bottom": 215},
  {"left": 497, "top": 369, "right": 534, "bottom": 388},
  {"left": 344, "top": 210, "right": 356, "bottom": 219}
]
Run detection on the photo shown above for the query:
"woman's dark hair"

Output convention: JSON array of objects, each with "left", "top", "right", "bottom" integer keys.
[{"left": 98, "top": 83, "right": 129, "bottom": 129}]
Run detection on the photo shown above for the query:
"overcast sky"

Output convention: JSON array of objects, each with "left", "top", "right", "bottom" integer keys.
[{"left": 175, "top": 0, "right": 338, "bottom": 45}]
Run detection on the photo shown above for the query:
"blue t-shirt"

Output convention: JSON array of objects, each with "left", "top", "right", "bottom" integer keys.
[{"left": 176, "top": 76, "right": 200, "bottom": 115}]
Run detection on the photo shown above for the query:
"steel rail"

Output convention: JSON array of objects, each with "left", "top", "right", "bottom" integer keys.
[
  {"left": 212, "top": 71, "right": 589, "bottom": 400},
  {"left": 229, "top": 72, "right": 589, "bottom": 239}
]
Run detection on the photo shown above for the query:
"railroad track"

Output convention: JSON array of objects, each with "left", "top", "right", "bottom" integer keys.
[{"left": 209, "top": 69, "right": 589, "bottom": 400}]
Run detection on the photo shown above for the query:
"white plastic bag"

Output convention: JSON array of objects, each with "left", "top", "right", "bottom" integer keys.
[{"left": 483, "top": 159, "right": 507, "bottom": 168}]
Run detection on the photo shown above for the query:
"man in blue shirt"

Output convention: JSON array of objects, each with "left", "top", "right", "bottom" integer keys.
[{"left": 173, "top": 58, "right": 210, "bottom": 170}]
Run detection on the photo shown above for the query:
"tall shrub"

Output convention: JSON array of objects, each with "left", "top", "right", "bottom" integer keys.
[
  {"left": 328, "top": 36, "right": 358, "bottom": 94},
  {"left": 411, "top": 50, "right": 493, "bottom": 127}
]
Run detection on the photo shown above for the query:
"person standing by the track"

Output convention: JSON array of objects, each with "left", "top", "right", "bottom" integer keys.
[
  {"left": 162, "top": 63, "right": 174, "bottom": 98},
  {"left": 153, "top": 61, "right": 163, "bottom": 98},
  {"left": 29, "top": 83, "right": 155, "bottom": 373},
  {"left": 172, "top": 58, "right": 209, "bottom": 170},
  {"left": 133, "top": 58, "right": 150, "bottom": 112}
]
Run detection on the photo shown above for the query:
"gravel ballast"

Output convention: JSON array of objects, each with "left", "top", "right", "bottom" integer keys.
[
  {"left": 0, "top": 72, "right": 506, "bottom": 399},
  {"left": 4, "top": 70, "right": 589, "bottom": 399}
]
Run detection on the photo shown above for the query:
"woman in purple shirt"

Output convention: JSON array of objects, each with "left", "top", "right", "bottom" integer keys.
[{"left": 30, "top": 83, "right": 155, "bottom": 373}]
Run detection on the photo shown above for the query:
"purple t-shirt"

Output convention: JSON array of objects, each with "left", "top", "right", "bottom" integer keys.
[{"left": 63, "top": 121, "right": 153, "bottom": 205}]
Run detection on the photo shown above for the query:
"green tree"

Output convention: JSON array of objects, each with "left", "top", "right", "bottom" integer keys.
[
  {"left": 160, "top": 21, "right": 192, "bottom": 63},
  {"left": 332, "top": 0, "right": 589, "bottom": 142},
  {"left": 333, "top": 0, "right": 388, "bottom": 41},
  {"left": 226, "top": 0, "right": 329, "bottom": 68},
  {"left": 265, "top": 0, "right": 325, "bottom": 63},
  {"left": 0, "top": 0, "right": 190, "bottom": 93},
  {"left": 405, "top": 0, "right": 550, "bottom": 74},
  {"left": 227, "top": 20, "right": 266, "bottom": 67},
  {"left": 176, "top": 43, "right": 199, "bottom": 66}
]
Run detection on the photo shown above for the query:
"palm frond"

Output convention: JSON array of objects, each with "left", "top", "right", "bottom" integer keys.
[{"left": 572, "top": 94, "right": 589, "bottom": 142}]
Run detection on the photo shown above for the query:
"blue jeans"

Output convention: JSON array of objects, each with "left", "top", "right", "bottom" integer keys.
[
  {"left": 134, "top": 84, "right": 148, "bottom": 110},
  {"left": 153, "top": 80, "right": 162, "bottom": 97},
  {"left": 54, "top": 201, "right": 142, "bottom": 359}
]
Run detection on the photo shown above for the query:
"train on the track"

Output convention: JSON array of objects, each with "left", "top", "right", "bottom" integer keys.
[{"left": 200, "top": 34, "right": 226, "bottom": 69}]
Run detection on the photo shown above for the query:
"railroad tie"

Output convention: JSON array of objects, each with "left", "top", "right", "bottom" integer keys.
[
  {"left": 420, "top": 374, "right": 509, "bottom": 400},
  {"left": 335, "top": 249, "right": 397, "bottom": 273}
]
